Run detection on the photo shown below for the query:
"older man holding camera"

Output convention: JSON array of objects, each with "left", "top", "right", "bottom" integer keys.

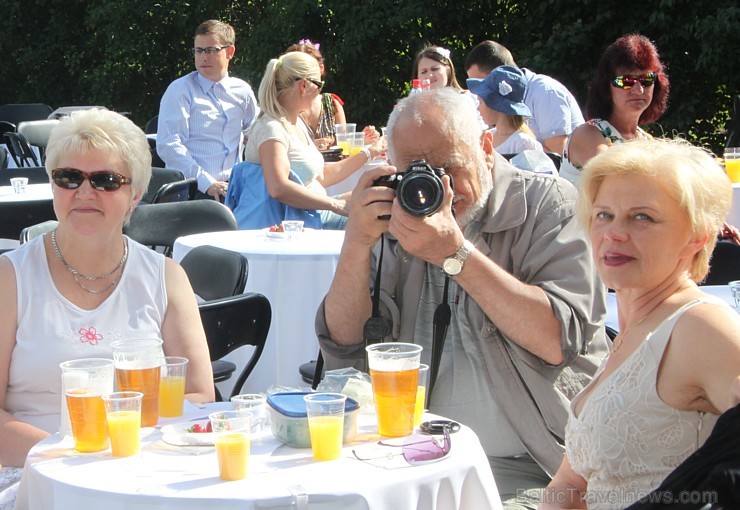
[{"left": 316, "top": 88, "right": 608, "bottom": 509}]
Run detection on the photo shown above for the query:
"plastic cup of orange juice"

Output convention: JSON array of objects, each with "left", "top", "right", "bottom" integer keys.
[
  {"left": 60, "top": 358, "right": 114, "bottom": 452},
  {"left": 724, "top": 148, "right": 740, "bottom": 183},
  {"left": 210, "top": 411, "right": 251, "bottom": 481},
  {"left": 303, "top": 393, "right": 347, "bottom": 461},
  {"left": 158, "top": 356, "right": 188, "bottom": 418},
  {"left": 414, "top": 364, "right": 429, "bottom": 428},
  {"left": 102, "top": 391, "right": 143, "bottom": 457}
]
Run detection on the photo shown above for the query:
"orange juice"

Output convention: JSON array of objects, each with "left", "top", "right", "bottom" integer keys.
[
  {"left": 413, "top": 385, "right": 426, "bottom": 427},
  {"left": 106, "top": 410, "right": 141, "bottom": 456},
  {"left": 726, "top": 158, "right": 740, "bottom": 183},
  {"left": 349, "top": 146, "right": 362, "bottom": 156},
  {"left": 370, "top": 367, "right": 419, "bottom": 437},
  {"left": 116, "top": 366, "right": 160, "bottom": 427},
  {"left": 215, "top": 432, "right": 250, "bottom": 480},
  {"left": 66, "top": 390, "right": 109, "bottom": 452},
  {"left": 158, "top": 376, "right": 186, "bottom": 417},
  {"left": 308, "top": 415, "right": 344, "bottom": 461},
  {"left": 338, "top": 140, "right": 350, "bottom": 156}
]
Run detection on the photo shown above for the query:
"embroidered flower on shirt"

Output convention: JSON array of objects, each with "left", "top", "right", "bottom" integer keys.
[
  {"left": 79, "top": 327, "right": 103, "bottom": 346},
  {"left": 498, "top": 80, "right": 513, "bottom": 96}
]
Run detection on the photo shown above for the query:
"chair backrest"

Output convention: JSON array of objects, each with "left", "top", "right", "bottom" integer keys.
[
  {"left": 0, "top": 200, "right": 56, "bottom": 240},
  {"left": 17, "top": 119, "right": 60, "bottom": 148},
  {"left": 150, "top": 178, "right": 197, "bottom": 204},
  {"left": 0, "top": 120, "right": 16, "bottom": 137},
  {"left": 3, "top": 132, "right": 40, "bottom": 167},
  {"left": 124, "top": 200, "right": 238, "bottom": 256},
  {"left": 0, "top": 103, "right": 54, "bottom": 125},
  {"left": 0, "top": 147, "right": 7, "bottom": 170},
  {"left": 48, "top": 106, "right": 107, "bottom": 119},
  {"left": 199, "top": 292, "right": 271, "bottom": 399},
  {"left": 19, "top": 219, "right": 59, "bottom": 244},
  {"left": 180, "top": 245, "right": 248, "bottom": 301},
  {"left": 0, "top": 166, "right": 50, "bottom": 185},
  {"left": 144, "top": 115, "right": 159, "bottom": 135},
  {"left": 140, "top": 167, "right": 185, "bottom": 203},
  {"left": 702, "top": 241, "right": 740, "bottom": 286}
]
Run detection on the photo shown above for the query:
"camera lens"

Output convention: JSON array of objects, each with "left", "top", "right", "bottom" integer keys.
[{"left": 398, "top": 172, "right": 444, "bottom": 216}]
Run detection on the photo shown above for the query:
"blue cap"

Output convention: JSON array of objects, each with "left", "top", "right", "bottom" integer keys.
[{"left": 466, "top": 65, "right": 532, "bottom": 117}]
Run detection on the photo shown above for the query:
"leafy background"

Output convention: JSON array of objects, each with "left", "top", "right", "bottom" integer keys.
[{"left": 2, "top": 0, "right": 737, "bottom": 154}]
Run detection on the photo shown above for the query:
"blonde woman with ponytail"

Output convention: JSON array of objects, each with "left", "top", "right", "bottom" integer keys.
[{"left": 225, "top": 51, "right": 383, "bottom": 230}]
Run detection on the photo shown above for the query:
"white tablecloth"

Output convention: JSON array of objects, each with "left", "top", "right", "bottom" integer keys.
[
  {"left": 605, "top": 284, "right": 735, "bottom": 331},
  {"left": 324, "top": 159, "right": 386, "bottom": 197},
  {"left": 15, "top": 405, "right": 501, "bottom": 510},
  {"left": 727, "top": 183, "right": 740, "bottom": 226},
  {"left": 173, "top": 230, "right": 345, "bottom": 395},
  {"left": 0, "top": 183, "right": 52, "bottom": 203}
]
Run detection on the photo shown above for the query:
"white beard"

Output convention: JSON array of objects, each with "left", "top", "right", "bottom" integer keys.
[{"left": 455, "top": 164, "right": 493, "bottom": 228}]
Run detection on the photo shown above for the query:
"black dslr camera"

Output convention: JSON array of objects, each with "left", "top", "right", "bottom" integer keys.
[{"left": 374, "top": 160, "right": 451, "bottom": 216}]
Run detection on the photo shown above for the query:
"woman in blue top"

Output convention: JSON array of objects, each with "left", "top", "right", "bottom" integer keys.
[{"left": 226, "top": 51, "right": 383, "bottom": 230}]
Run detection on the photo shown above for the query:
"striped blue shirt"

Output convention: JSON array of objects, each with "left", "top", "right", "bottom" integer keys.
[{"left": 156, "top": 71, "right": 259, "bottom": 193}]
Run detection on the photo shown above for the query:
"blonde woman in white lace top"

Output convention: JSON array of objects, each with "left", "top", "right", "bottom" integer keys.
[{"left": 540, "top": 139, "right": 740, "bottom": 510}]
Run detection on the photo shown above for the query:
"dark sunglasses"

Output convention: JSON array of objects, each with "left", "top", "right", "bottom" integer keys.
[
  {"left": 302, "top": 77, "right": 325, "bottom": 92},
  {"left": 611, "top": 72, "right": 657, "bottom": 90},
  {"left": 352, "top": 423, "right": 452, "bottom": 466},
  {"left": 52, "top": 168, "right": 132, "bottom": 192}
]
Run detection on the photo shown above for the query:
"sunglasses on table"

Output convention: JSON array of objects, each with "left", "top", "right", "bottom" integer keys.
[
  {"left": 352, "top": 421, "right": 454, "bottom": 468},
  {"left": 52, "top": 168, "right": 132, "bottom": 192},
  {"left": 611, "top": 72, "right": 657, "bottom": 90}
]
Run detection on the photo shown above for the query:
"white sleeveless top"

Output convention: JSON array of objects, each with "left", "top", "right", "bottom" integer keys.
[
  {"left": 565, "top": 299, "right": 719, "bottom": 509},
  {"left": 4, "top": 235, "right": 167, "bottom": 433}
]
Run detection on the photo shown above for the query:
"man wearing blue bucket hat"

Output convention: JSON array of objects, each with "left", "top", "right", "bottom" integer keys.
[{"left": 467, "top": 66, "right": 544, "bottom": 155}]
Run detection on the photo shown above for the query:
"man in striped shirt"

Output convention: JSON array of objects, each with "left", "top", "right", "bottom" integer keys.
[{"left": 157, "top": 20, "right": 259, "bottom": 200}]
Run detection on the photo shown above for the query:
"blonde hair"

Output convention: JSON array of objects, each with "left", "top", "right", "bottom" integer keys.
[
  {"left": 45, "top": 109, "right": 152, "bottom": 202},
  {"left": 578, "top": 138, "right": 732, "bottom": 281},
  {"left": 256, "top": 51, "right": 321, "bottom": 122}
]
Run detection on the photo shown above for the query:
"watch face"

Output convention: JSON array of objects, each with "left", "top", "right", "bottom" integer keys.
[{"left": 443, "top": 258, "right": 462, "bottom": 275}]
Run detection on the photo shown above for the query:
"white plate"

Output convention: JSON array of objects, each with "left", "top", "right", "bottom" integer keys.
[
  {"left": 160, "top": 420, "right": 215, "bottom": 446},
  {"left": 262, "top": 227, "right": 313, "bottom": 239}
]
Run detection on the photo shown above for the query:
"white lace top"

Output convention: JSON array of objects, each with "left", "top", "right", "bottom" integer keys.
[{"left": 565, "top": 299, "right": 718, "bottom": 510}]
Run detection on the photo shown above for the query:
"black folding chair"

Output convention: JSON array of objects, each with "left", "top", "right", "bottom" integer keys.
[
  {"left": 150, "top": 178, "right": 197, "bottom": 204},
  {"left": 3, "top": 132, "right": 40, "bottom": 167}
]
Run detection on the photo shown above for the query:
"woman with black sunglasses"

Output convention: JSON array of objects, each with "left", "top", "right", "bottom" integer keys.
[
  {"left": 0, "top": 109, "right": 214, "bottom": 503},
  {"left": 559, "top": 34, "right": 670, "bottom": 187},
  {"left": 225, "top": 51, "right": 384, "bottom": 230}
]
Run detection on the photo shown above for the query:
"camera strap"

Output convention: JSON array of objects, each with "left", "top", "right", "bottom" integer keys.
[
  {"left": 363, "top": 235, "right": 391, "bottom": 350},
  {"left": 429, "top": 276, "right": 451, "bottom": 400}
]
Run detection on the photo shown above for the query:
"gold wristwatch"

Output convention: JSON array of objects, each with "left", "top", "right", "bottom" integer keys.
[{"left": 442, "top": 240, "right": 474, "bottom": 276}]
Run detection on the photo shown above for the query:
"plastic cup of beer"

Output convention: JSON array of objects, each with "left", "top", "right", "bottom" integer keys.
[
  {"left": 303, "top": 393, "right": 347, "bottom": 461},
  {"left": 414, "top": 364, "right": 429, "bottom": 428},
  {"left": 59, "top": 358, "right": 114, "bottom": 452},
  {"left": 102, "top": 391, "right": 143, "bottom": 457},
  {"left": 230, "top": 393, "right": 267, "bottom": 432},
  {"left": 111, "top": 339, "right": 163, "bottom": 427},
  {"left": 210, "top": 411, "right": 251, "bottom": 481},
  {"left": 158, "top": 356, "right": 188, "bottom": 418},
  {"left": 365, "top": 342, "right": 422, "bottom": 437},
  {"left": 724, "top": 147, "right": 740, "bottom": 183}
]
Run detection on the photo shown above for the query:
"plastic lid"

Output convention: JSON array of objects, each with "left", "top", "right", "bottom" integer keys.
[{"left": 267, "top": 391, "right": 359, "bottom": 418}]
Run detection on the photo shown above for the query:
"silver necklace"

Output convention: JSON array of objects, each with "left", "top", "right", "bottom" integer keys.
[{"left": 51, "top": 230, "right": 128, "bottom": 294}]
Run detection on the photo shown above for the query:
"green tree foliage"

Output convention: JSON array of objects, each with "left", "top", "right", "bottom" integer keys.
[{"left": 0, "top": 0, "right": 736, "bottom": 154}]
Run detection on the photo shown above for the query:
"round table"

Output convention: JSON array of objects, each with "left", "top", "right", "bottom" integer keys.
[
  {"left": 15, "top": 405, "right": 502, "bottom": 510},
  {"left": 173, "top": 230, "right": 345, "bottom": 395}
]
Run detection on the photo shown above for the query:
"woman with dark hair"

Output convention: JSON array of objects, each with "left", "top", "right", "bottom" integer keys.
[
  {"left": 284, "top": 40, "right": 347, "bottom": 150},
  {"left": 412, "top": 45, "right": 463, "bottom": 90},
  {"left": 559, "top": 34, "right": 669, "bottom": 186}
]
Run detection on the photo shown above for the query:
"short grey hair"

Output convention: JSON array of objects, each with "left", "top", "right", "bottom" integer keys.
[
  {"left": 45, "top": 108, "right": 152, "bottom": 201},
  {"left": 386, "top": 88, "right": 484, "bottom": 164}
]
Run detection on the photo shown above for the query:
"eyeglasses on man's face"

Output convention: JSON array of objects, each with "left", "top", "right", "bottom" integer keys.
[
  {"left": 52, "top": 168, "right": 132, "bottom": 192},
  {"left": 191, "top": 45, "right": 231, "bottom": 56},
  {"left": 611, "top": 72, "right": 657, "bottom": 90}
]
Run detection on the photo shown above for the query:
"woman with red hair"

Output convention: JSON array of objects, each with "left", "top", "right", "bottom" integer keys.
[{"left": 560, "top": 34, "right": 669, "bottom": 186}]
